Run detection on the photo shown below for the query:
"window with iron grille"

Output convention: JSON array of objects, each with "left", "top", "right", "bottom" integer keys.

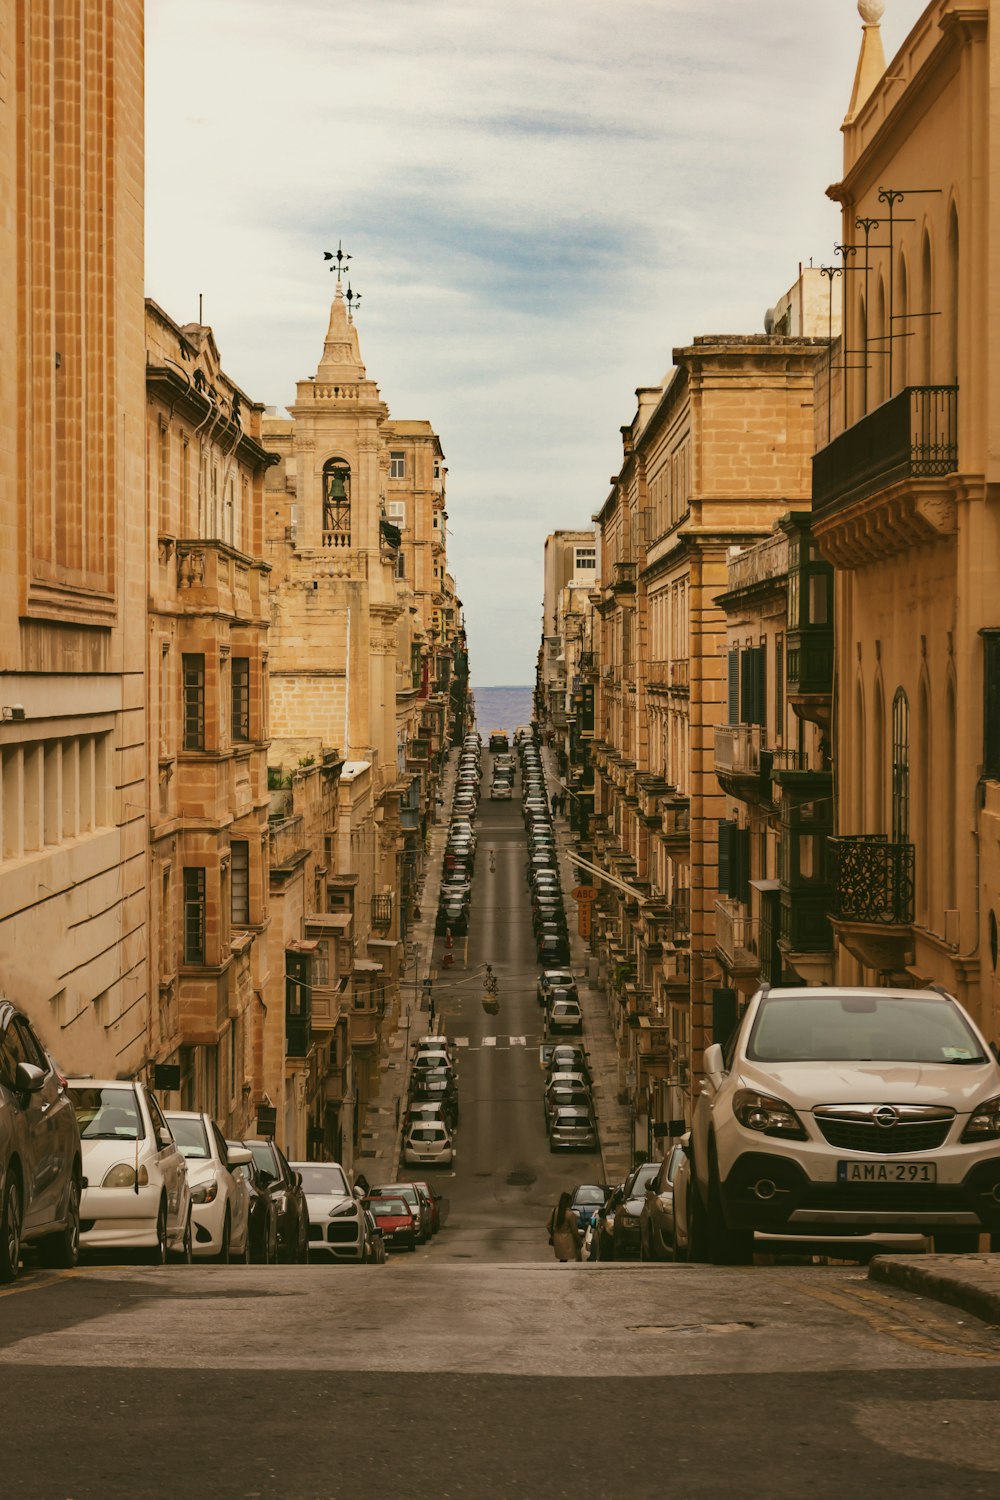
[
  {"left": 182, "top": 655, "right": 205, "bottom": 751},
  {"left": 231, "top": 657, "right": 250, "bottom": 742},
  {"left": 183, "top": 868, "right": 206, "bottom": 964},
  {"left": 892, "top": 687, "right": 910, "bottom": 842},
  {"left": 230, "top": 840, "right": 250, "bottom": 926}
]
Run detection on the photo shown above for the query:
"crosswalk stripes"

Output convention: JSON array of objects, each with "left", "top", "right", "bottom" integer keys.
[
  {"left": 482, "top": 1036, "right": 497, "bottom": 1047},
  {"left": 452, "top": 1035, "right": 536, "bottom": 1051}
]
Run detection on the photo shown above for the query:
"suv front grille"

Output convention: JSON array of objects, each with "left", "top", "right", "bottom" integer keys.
[{"left": 814, "top": 1105, "right": 953, "bottom": 1155}]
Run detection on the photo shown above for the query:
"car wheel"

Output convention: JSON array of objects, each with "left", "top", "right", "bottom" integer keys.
[
  {"left": 40, "top": 1173, "right": 80, "bottom": 1270},
  {"left": 706, "top": 1148, "right": 753, "bottom": 1266},
  {"left": 0, "top": 1173, "right": 23, "bottom": 1284},
  {"left": 215, "top": 1209, "right": 231, "bottom": 1265},
  {"left": 143, "top": 1201, "right": 168, "bottom": 1266},
  {"left": 297, "top": 1219, "right": 309, "bottom": 1264}
]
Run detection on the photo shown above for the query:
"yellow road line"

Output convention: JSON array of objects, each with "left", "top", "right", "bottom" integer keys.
[
  {"left": 0, "top": 1268, "right": 79, "bottom": 1301},
  {"left": 794, "top": 1278, "right": 1000, "bottom": 1363}
]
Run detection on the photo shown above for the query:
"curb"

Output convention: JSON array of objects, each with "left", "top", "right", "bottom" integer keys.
[{"left": 869, "top": 1254, "right": 1000, "bottom": 1326}]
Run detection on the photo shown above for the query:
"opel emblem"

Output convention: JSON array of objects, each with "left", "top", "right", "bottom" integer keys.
[{"left": 873, "top": 1105, "right": 898, "bottom": 1129}]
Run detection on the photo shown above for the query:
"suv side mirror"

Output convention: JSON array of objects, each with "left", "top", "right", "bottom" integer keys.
[
  {"left": 15, "top": 1062, "right": 45, "bottom": 1096},
  {"left": 703, "top": 1043, "right": 725, "bottom": 1087}
]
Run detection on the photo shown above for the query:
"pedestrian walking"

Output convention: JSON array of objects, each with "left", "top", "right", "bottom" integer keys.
[
  {"left": 548, "top": 1192, "right": 582, "bottom": 1262},
  {"left": 550, "top": 790, "right": 559, "bottom": 815}
]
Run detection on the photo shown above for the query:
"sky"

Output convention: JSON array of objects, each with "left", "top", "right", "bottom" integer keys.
[{"left": 146, "top": 0, "right": 927, "bottom": 685}]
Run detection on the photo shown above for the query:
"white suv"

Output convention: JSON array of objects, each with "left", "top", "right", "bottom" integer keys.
[{"left": 690, "top": 985, "right": 1000, "bottom": 1263}]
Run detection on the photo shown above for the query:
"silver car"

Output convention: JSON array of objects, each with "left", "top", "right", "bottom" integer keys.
[
  {"left": 0, "top": 1000, "right": 82, "bottom": 1280},
  {"left": 549, "top": 1107, "right": 599, "bottom": 1152}
]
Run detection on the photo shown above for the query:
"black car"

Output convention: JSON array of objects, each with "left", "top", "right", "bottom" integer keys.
[
  {"left": 227, "top": 1144, "right": 279, "bottom": 1264},
  {"left": 538, "top": 934, "right": 570, "bottom": 967},
  {"left": 409, "top": 1073, "right": 459, "bottom": 1126},
  {"left": 242, "top": 1139, "right": 309, "bottom": 1263},
  {"left": 436, "top": 899, "right": 469, "bottom": 936}
]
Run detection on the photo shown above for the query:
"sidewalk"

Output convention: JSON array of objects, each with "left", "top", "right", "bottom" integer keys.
[
  {"left": 542, "top": 745, "right": 634, "bottom": 1190},
  {"left": 357, "top": 748, "right": 457, "bottom": 1184},
  {"left": 869, "top": 1251, "right": 1000, "bottom": 1325}
]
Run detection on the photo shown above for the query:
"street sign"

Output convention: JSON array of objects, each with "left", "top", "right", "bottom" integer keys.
[
  {"left": 578, "top": 902, "right": 593, "bottom": 940},
  {"left": 570, "top": 885, "right": 598, "bottom": 902}
]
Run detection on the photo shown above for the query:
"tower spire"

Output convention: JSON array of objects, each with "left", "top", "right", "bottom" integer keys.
[{"left": 844, "top": 0, "right": 887, "bottom": 126}]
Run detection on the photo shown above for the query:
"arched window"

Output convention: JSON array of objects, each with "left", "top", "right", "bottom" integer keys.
[
  {"left": 854, "top": 675, "right": 866, "bottom": 829},
  {"left": 895, "top": 253, "right": 909, "bottom": 393},
  {"left": 946, "top": 207, "right": 960, "bottom": 384},
  {"left": 945, "top": 674, "right": 957, "bottom": 911},
  {"left": 891, "top": 687, "right": 910, "bottom": 843},
  {"left": 872, "top": 678, "right": 885, "bottom": 833},
  {"left": 872, "top": 277, "right": 887, "bottom": 408},
  {"left": 919, "top": 231, "right": 933, "bottom": 384},
  {"left": 322, "top": 458, "right": 351, "bottom": 547},
  {"left": 917, "top": 677, "right": 930, "bottom": 922}
]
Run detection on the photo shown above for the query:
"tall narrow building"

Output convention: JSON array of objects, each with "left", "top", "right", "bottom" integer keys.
[{"left": 0, "top": 0, "right": 149, "bottom": 1075}]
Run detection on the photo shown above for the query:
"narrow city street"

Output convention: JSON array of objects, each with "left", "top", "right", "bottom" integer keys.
[{"left": 399, "top": 747, "right": 601, "bottom": 1263}]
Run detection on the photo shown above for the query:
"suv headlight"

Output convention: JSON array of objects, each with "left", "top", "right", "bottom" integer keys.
[
  {"left": 961, "top": 1094, "right": 1000, "bottom": 1142},
  {"left": 190, "top": 1180, "right": 218, "bottom": 1204},
  {"left": 102, "top": 1163, "right": 149, "bottom": 1188},
  {"left": 733, "top": 1089, "right": 807, "bottom": 1140},
  {"left": 328, "top": 1203, "right": 357, "bottom": 1218}
]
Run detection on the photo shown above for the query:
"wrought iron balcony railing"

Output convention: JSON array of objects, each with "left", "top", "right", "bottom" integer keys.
[
  {"left": 371, "top": 893, "right": 393, "bottom": 930},
  {"left": 813, "top": 385, "right": 958, "bottom": 516},
  {"left": 829, "top": 834, "right": 914, "bottom": 925}
]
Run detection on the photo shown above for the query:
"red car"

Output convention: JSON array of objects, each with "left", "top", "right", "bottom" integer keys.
[{"left": 363, "top": 1196, "right": 417, "bottom": 1251}]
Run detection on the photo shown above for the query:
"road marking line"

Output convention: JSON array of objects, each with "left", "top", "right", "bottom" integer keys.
[
  {"left": 0, "top": 1269, "right": 79, "bottom": 1301},
  {"left": 482, "top": 1036, "right": 497, "bottom": 1047},
  {"left": 454, "top": 1037, "right": 469, "bottom": 1047},
  {"left": 510, "top": 1036, "right": 526, "bottom": 1046},
  {"left": 793, "top": 1279, "right": 1000, "bottom": 1363}
]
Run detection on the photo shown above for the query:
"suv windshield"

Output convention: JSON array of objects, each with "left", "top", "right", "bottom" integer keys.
[{"left": 747, "top": 993, "right": 987, "bottom": 1065}]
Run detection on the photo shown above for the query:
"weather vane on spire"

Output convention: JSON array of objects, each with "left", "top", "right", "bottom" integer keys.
[
  {"left": 323, "top": 241, "right": 352, "bottom": 283},
  {"left": 345, "top": 282, "right": 362, "bottom": 321}
]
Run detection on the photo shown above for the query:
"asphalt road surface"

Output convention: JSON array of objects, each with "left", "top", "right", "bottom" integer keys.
[
  {"left": 6, "top": 752, "right": 999, "bottom": 1498},
  {"left": 400, "top": 752, "right": 601, "bottom": 1262}
]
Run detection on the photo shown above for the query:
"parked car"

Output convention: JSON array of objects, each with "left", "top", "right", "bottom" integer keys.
[
  {"left": 241, "top": 1139, "right": 309, "bottom": 1263},
  {"left": 403, "top": 1120, "right": 455, "bottom": 1168},
  {"left": 549, "top": 1106, "right": 598, "bottom": 1152},
  {"left": 0, "top": 1001, "right": 82, "bottom": 1280},
  {"left": 227, "top": 1146, "right": 279, "bottom": 1263},
  {"left": 639, "top": 1137, "right": 691, "bottom": 1262},
  {"left": 591, "top": 1184, "right": 625, "bottom": 1260},
  {"left": 362, "top": 1208, "right": 387, "bottom": 1263},
  {"left": 570, "top": 1183, "right": 611, "bottom": 1234},
  {"left": 690, "top": 983, "right": 1000, "bottom": 1263},
  {"left": 368, "top": 1182, "right": 432, "bottom": 1242},
  {"left": 545, "top": 1045, "right": 592, "bottom": 1084},
  {"left": 538, "top": 970, "right": 577, "bottom": 1006},
  {"left": 363, "top": 1195, "right": 417, "bottom": 1251},
  {"left": 436, "top": 898, "right": 469, "bottom": 936},
  {"left": 69, "top": 1079, "right": 191, "bottom": 1264},
  {"left": 410, "top": 1072, "right": 459, "bottom": 1125},
  {"left": 491, "top": 782, "right": 513, "bottom": 800},
  {"left": 538, "top": 935, "right": 571, "bottom": 969},
  {"left": 544, "top": 1089, "right": 593, "bottom": 1130},
  {"left": 412, "top": 1048, "right": 455, "bottom": 1077},
  {"left": 547, "top": 997, "right": 583, "bottom": 1035},
  {"left": 290, "top": 1160, "right": 366, "bottom": 1263},
  {"left": 409, "top": 1179, "right": 448, "bottom": 1234},
  {"left": 166, "top": 1110, "right": 252, "bottom": 1263},
  {"left": 405, "top": 1102, "right": 451, "bottom": 1134},
  {"left": 603, "top": 1159, "right": 661, "bottom": 1260}
]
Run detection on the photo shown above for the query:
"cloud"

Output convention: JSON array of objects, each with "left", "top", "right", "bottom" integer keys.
[{"left": 147, "top": 0, "right": 928, "bottom": 683}]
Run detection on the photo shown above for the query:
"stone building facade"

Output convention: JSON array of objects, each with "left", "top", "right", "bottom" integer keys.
[
  {"left": 811, "top": 0, "right": 999, "bottom": 1036},
  {"left": 144, "top": 302, "right": 275, "bottom": 1135},
  {"left": 0, "top": 0, "right": 150, "bottom": 1077}
]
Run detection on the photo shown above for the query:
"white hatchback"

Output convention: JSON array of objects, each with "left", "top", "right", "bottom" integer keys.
[
  {"left": 166, "top": 1111, "right": 252, "bottom": 1263},
  {"left": 69, "top": 1080, "right": 192, "bottom": 1264},
  {"left": 403, "top": 1121, "right": 455, "bottom": 1167},
  {"left": 691, "top": 985, "right": 1000, "bottom": 1263}
]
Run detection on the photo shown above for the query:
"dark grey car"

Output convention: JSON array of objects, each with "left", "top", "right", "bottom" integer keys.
[{"left": 0, "top": 1000, "right": 82, "bottom": 1280}]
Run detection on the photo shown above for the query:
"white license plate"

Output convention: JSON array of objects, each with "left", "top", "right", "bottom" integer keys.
[{"left": 837, "top": 1160, "right": 937, "bottom": 1183}]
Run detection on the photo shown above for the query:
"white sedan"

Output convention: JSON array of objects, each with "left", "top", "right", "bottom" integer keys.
[
  {"left": 68, "top": 1080, "right": 191, "bottom": 1263},
  {"left": 166, "top": 1110, "right": 252, "bottom": 1262},
  {"left": 290, "top": 1161, "right": 367, "bottom": 1262}
]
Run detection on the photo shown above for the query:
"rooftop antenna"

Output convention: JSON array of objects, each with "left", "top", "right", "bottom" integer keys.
[{"left": 198, "top": 292, "right": 203, "bottom": 324}]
